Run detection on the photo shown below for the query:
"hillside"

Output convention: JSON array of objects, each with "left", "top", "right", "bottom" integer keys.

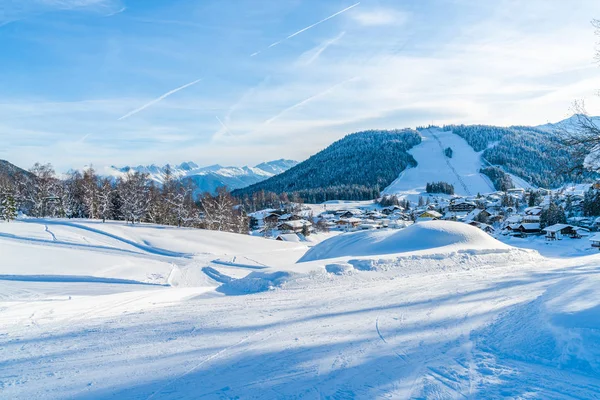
[
  {"left": 106, "top": 159, "right": 298, "bottom": 195},
  {"left": 232, "top": 129, "right": 422, "bottom": 202},
  {"left": 0, "top": 159, "right": 35, "bottom": 188},
  {"left": 383, "top": 127, "right": 495, "bottom": 199},
  {"left": 446, "top": 122, "right": 593, "bottom": 188}
]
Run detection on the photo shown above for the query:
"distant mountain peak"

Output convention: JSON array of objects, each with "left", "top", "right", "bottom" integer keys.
[{"left": 106, "top": 159, "right": 298, "bottom": 195}]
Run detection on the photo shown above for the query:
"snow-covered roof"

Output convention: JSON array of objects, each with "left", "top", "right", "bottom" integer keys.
[
  {"left": 524, "top": 206, "right": 542, "bottom": 215},
  {"left": 337, "top": 217, "right": 362, "bottom": 223},
  {"left": 276, "top": 233, "right": 303, "bottom": 242},
  {"left": 542, "top": 224, "right": 573, "bottom": 233},
  {"left": 420, "top": 210, "right": 442, "bottom": 218},
  {"left": 589, "top": 233, "right": 600, "bottom": 242},
  {"left": 505, "top": 215, "right": 522, "bottom": 223},
  {"left": 278, "top": 220, "right": 311, "bottom": 229},
  {"left": 520, "top": 223, "right": 541, "bottom": 230}
]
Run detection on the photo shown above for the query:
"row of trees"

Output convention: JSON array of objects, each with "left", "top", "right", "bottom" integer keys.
[
  {"left": 426, "top": 181, "right": 455, "bottom": 195},
  {"left": 0, "top": 163, "right": 248, "bottom": 233}
]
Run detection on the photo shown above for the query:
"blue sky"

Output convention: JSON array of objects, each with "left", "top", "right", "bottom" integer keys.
[{"left": 1, "top": 0, "right": 600, "bottom": 173}]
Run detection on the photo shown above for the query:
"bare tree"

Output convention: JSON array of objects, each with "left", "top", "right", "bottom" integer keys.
[
  {"left": 560, "top": 20, "right": 600, "bottom": 174},
  {"left": 200, "top": 187, "right": 248, "bottom": 233},
  {"left": 118, "top": 172, "right": 151, "bottom": 224}
]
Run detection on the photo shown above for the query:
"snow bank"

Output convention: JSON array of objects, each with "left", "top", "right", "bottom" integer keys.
[
  {"left": 218, "top": 271, "right": 298, "bottom": 294},
  {"left": 325, "top": 263, "right": 354, "bottom": 275},
  {"left": 300, "top": 221, "right": 512, "bottom": 262}
]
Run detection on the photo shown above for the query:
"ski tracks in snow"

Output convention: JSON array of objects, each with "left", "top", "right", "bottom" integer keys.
[{"left": 145, "top": 328, "right": 282, "bottom": 399}]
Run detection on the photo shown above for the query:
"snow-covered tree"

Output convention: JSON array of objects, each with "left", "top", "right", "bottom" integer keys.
[
  {"left": 200, "top": 187, "right": 248, "bottom": 233},
  {"left": 118, "top": 172, "right": 151, "bottom": 224}
]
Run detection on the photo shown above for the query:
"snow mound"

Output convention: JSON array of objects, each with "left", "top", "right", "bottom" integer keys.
[
  {"left": 218, "top": 271, "right": 298, "bottom": 294},
  {"left": 300, "top": 221, "right": 512, "bottom": 262},
  {"left": 325, "top": 263, "right": 354, "bottom": 275}
]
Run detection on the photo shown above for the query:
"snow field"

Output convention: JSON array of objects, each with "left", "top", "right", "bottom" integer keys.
[{"left": 1, "top": 218, "right": 600, "bottom": 398}]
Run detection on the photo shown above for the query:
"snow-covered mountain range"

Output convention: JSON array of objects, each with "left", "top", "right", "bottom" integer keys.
[{"left": 106, "top": 159, "right": 298, "bottom": 194}]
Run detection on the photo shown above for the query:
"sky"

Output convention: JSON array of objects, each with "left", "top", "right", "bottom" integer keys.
[{"left": 1, "top": 0, "right": 600, "bottom": 173}]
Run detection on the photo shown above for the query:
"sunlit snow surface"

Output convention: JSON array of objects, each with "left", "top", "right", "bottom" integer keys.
[
  {"left": 1, "top": 219, "right": 600, "bottom": 399},
  {"left": 384, "top": 128, "right": 498, "bottom": 200}
]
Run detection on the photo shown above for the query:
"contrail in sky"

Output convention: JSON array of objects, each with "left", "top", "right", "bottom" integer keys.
[
  {"left": 264, "top": 76, "right": 359, "bottom": 125},
  {"left": 250, "top": 2, "right": 360, "bottom": 57},
  {"left": 118, "top": 78, "right": 202, "bottom": 120},
  {"left": 105, "top": 7, "right": 126, "bottom": 17},
  {"left": 215, "top": 115, "right": 234, "bottom": 136}
]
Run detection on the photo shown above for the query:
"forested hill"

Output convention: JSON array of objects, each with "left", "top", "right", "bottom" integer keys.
[
  {"left": 443, "top": 123, "right": 593, "bottom": 188},
  {"left": 232, "top": 129, "right": 422, "bottom": 203},
  {"left": 0, "top": 160, "right": 35, "bottom": 188}
]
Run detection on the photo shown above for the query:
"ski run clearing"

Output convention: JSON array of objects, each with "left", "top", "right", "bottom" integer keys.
[
  {"left": 2, "top": 219, "right": 600, "bottom": 399},
  {"left": 384, "top": 127, "right": 508, "bottom": 200}
]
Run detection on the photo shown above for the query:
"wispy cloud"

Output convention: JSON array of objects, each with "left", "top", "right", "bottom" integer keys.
[
  {"left": 350, "top": 7, "right": 408, "bottom": 27},
  {"left": 105, "top": 6, "right": 125, "bottom": 17},
  {"left": 118, "top": 79, "right": 202, "bottom": 121},
  {"left": 250, "top": 2, "right": 360, "bottom": 57},
  {"left": 262, "top": 77, "right": 359, "bottom": 126},
  {"left": 0, "top": 0, "right": 123, "bottom": 26},
  {"left": 298, "top": 31, "right": 346, "bottom": 66}
]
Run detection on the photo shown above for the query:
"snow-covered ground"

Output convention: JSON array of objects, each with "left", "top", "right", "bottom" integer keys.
[
  {"left": 383, "top": 128, "right": 533, "bottom": 200},
  {"left": 2, "top": 219, "right": 600, "bottom": 399}
]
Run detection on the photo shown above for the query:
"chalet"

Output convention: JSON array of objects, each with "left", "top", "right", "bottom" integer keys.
[
  {"left": 522, "top": 214, "right": 541, "bottom": 223},
  {"left": 381, "top": 206, "right": 403, "bottom": 215},
  {"left": 277, "top": 220, "right": 312, "bottom": 233},
  {"left": 276, "top": 233, "right": 304, "bottom": 242},
  {"left": 504, "top": 206, "right": 516, "bottom": 214},
  {"left": 593, "top": 217, "right": 600, "bottom": 231},
  {"left": 263, "top": 213, "right": 281, "bottom": 224},
  {"left": 336, "top": 217, "right": 362, "bottom": 229},
  {"left": 542, "top": 224, "right": 575, "bottom": 240},
  {"left": 338, "top": 209, "right": 363, "bottom": 219},
  {"left": 481, "top": 223, "right": 495, "bottom": 234},
  {"left": 507, "top": 188, "right": 525, "bottom": 196},
  {"left": 278, "top": 213, "right": 302, "bottom": 222},
  {"left": 417, "top": 210, "right": 442, "bottom": 221},
  {"left": 468, "top": 221, "right": 495, "bottom": 233},
  {"left": 590, "top": 233, "right": 600, "bottom": 248},
  {"left": 524, "top": 206, "right": 542, "bottom": 216},
  {"left": 488, "top": 214, "right": 504, "bottom": 224},
  {"left": 574, "top": 227, "right": 590, "bottom": 238},
  {"left": 465, "top": 208, "right": 491, "bottom": 222},
  {"left": 442, "top": 211, "right": 469, "bottom": 222},
  {"left": 448, "top": 200, "right": 477, "bottom": 213},
  {"left": 504, "top": 215, "right": 522, "bottom": 226},
  {"left": 359, "top": 222, "right": 381, "bottom": 230},
  {"left": 508, "top": 223, "right": 541, "bottom": 237}
]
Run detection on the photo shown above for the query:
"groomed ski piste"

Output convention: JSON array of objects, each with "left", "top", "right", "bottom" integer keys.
[
  {"left": 2, "top": 219, "right": 600, "bottom": 398},
  {"left": 383, "top": 127, "right": 527, "bottom": 200}
]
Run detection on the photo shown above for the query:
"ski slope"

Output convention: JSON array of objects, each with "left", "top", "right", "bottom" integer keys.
[
  {"left": 383, "top": 128, "right": 496, "bottom": 199},
  {"left": 2, "top": 219, "right": 600, "bottom": 399}
]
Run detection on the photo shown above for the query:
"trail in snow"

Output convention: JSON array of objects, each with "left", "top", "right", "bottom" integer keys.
[
  {"left": 2, "top": 219, "right": 600, "bottom": 398},
  {"left": 24, "top": 219, "right": 193, "bottom": 258},
  {"left": 429, "top": 129, "right": 473, "bottom": 195}
]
